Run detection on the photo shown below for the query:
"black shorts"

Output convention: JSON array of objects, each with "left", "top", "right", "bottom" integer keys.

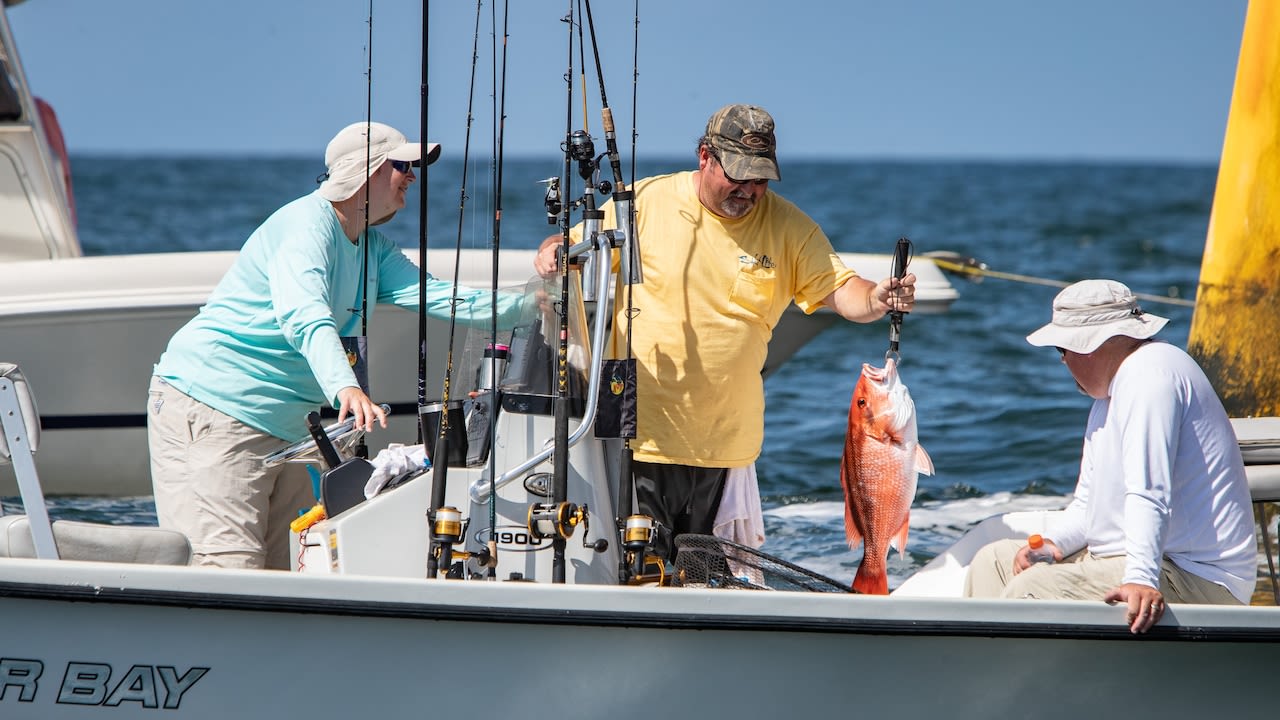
[{"left": 631, "top": 460, "right": 728, "bottom": 562}]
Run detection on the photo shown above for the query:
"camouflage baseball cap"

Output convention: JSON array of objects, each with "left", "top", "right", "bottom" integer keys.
[{"left": 705, "top": 104, "right": 781, "bottom": 182}]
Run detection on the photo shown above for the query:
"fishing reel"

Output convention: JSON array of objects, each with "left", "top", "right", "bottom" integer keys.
[
  {"left": 431, "top": 506, "right": 464, "bottom": 543},
  {"left": 527, "top": 502, "right": 608, "bottom": 553},
  {"left": 429, "top": 506, "right": 501, "bottom": 577},
  {"left": 428, "top": 506, "right": 468, "bottom": 578},
  {"left": 540, "top": 177, "right": 562, "bottom": 225},
  {"left": 620, "top": 514, "right": 666, "bottom": 584},
  {"left": 566, "top": 129, "right": 597, "bottom": 181}
]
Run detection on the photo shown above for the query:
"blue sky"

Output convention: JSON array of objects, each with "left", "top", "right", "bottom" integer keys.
[{"left": 7, "top": 0, "right": 1249, "bottom": 162}]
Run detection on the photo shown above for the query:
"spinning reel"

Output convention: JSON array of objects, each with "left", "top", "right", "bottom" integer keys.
[{"left": 527, "top": 501, "right": 608, "bottom": 553}]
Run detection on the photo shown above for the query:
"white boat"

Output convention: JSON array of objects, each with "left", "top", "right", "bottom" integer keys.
[{"left": 1, "top": 4, "right": 1278, "bottom": 718}]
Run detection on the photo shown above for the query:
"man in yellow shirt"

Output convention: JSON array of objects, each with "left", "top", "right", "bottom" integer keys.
[{"left": 535, "top": 104, "right": 917, "bottom": 560}]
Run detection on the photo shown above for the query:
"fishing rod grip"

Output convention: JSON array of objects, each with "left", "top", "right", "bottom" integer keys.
[
  {"left": 887, "top": 237, "right": 910, "bottom": 357},
  {"left": 892, "top": 237, "right": 910, "bottom": 281},
  {"left": 615, "top": 194, "right": 643, "bottom": 285},
  {"left": 889, "top": 236, "right": 911, "bottom": 319},
  {"left": 580, "top": 210, "right": 604, "bottom": 302},
  {"left": 306, "top": 411, "right": 343, "bottom": 470}
]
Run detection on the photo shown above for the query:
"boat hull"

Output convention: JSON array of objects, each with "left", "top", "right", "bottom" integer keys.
[{"left": 0, "top": 561, "right": 1275, "bottom": 719}]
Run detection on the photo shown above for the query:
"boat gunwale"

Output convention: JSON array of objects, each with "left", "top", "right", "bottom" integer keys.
[{"left": 0, "top": 569, "right": 1276, "bottom": 642}]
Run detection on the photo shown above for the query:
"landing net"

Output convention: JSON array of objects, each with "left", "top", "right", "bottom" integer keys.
[{"left": 673, "top": 534, "right": 852, "bottom": 593}]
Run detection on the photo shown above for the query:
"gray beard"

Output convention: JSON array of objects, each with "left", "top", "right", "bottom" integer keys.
[{"left": 719, "top": 196, "right": 755, "bottom": 218}]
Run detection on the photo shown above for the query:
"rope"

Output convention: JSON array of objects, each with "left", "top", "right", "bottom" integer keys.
[{"left": 922, "top": 251, "right": 1196, "bottom": 308}]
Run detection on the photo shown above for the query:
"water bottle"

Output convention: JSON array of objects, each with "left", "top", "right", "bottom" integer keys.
[
  {"left": 1027, "top": 534, "right": 1055, "bottom": 565},
  {"left": 476, "top": 343, "right": 510, "bottom": 392}
]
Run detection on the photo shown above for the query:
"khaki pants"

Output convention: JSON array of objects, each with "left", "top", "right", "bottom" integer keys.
[
  {"left": 147, "top": 377, "right": 316, "bottom": 570},
  {"left": 963, "top": 538, "right": 1241, "bottom": 604}
]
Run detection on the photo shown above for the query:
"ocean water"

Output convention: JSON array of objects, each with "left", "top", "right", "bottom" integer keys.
[{"left": 58, "top": 154, "right": 1220, "bottom": 588}]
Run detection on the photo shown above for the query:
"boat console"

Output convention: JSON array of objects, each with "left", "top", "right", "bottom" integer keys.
[{"left": 290, "top": 230, "right": 626, "bottom": 585}]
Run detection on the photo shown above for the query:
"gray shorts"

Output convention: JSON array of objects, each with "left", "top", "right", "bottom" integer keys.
[{"left": 147, "top": 376, "right": 316, "bottom": 570}]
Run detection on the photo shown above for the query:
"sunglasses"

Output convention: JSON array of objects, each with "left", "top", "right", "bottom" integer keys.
[
  {"left": 388, "top": 159, "right": 416, "bottom": 174},
  {"left": 710, "top": 150, "right": 768, "bottom": 186}
]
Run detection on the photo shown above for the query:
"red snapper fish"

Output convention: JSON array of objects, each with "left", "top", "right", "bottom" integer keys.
[{"left": 840, "top": 357, "right": 934, "bottom": 595}]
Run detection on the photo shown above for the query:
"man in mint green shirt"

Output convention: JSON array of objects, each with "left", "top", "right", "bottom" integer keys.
[{"left": 148, "top": 122, "right": 517, "bottom": 569}]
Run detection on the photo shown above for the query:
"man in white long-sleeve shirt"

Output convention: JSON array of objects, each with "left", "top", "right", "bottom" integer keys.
[{"left": 965, "top": 279, "right": 1256, "bottom": 633}]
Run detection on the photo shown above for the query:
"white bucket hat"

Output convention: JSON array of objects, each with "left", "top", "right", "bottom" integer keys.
[
  {"left": 1026, "top": 279, "right": 1168, "bottom": 354},
  {"left": 318, "top": 121, "right": 440, "bottom": 202}
]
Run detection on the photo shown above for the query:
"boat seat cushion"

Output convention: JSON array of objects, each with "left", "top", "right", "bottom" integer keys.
[
  {"left": 1229, "top": 417, "right": 1280, "bottom": 502},
  {"left": 1246, "top": 465, "right": 1280, "bottom": 504},
  {"left": 1231, "top": 417, "right": 1280, "bottom": 466},
  {"left": 0, "top": 515, "right": 192, "bottom": 565}
]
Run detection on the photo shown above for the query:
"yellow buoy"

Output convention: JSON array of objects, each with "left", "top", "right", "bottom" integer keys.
[{"left": 1189, "top": 0, "right": 1280, "bottom": 417}]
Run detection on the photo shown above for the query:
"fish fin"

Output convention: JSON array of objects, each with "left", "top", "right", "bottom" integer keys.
[
  {"left": 843, "top": 496, "right": 864, "bottom": 550},
  {"left": 890, "top": 512, "right": 911, "bottom": 558},
  {"left": 852, "top": 565, "right": 889, "bottom": 595},
  {"left": 840, "top": 466, "right": 865, "bottom": 550},
  {"left": 915, "top": 444, "right": 935, "bottom": 476}
]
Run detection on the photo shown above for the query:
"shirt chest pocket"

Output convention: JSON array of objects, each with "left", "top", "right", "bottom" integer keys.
[{"left": 729, "top": 267, "right": 778, "bottom": 321}]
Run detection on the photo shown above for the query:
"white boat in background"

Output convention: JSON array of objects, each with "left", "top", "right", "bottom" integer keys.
[
  {"left": 0, "top": 248, "right": 957, "bottom": 498},
  {"left": 0, "top": 0, "right": 76, "bottom": 262}
]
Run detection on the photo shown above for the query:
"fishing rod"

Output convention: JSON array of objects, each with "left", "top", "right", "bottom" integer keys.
[
  {"left": 425, "top": 0, "right": 485, "bottom": 580},
  {"left": 478, "top": 0, "right": 512, "bottom": 576},
  {"left": 887, "top": 237, "right": 911, "bottom": 361},
  {"left": 547, "top": 2, "right": 580, "bottom": 585},
  {"left": 581, "top": 0, "right": 640, "bottom": 285},
  {"left": 415, "top": 0, "right": 430, "bottom": 468},
  {"left": 353, "top": 0, "right": 375, "bottom": 461},
  {"left": 581, "top": 0, "right": 650, "bottom": 582},
  {"left": 922, "top": 250, "right": 1197, "bottom": 308},
  {"left": 416, "top": 0, "right": 434, "bottom": 576}
]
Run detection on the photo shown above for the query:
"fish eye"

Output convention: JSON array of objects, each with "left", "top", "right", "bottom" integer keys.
[{"left": 856, "top": 398, "right": 867, "bottom": 408}]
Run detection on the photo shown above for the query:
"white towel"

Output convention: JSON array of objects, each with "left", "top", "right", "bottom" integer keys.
[
  {"left": 363, "top": 443, "right": 429, "bottom": 499},
  {"left": 713, "top": 464, "right": 766, "bottom": 549}
]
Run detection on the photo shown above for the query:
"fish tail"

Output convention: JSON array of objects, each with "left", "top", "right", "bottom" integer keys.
[{"left": 852, "top": 565, "right": 889, "bottom": 595}]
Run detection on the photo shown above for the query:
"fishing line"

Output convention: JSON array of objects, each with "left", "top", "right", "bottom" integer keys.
[{"left": 923, "top": 251, "right": 1196, "bottom": 308}]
